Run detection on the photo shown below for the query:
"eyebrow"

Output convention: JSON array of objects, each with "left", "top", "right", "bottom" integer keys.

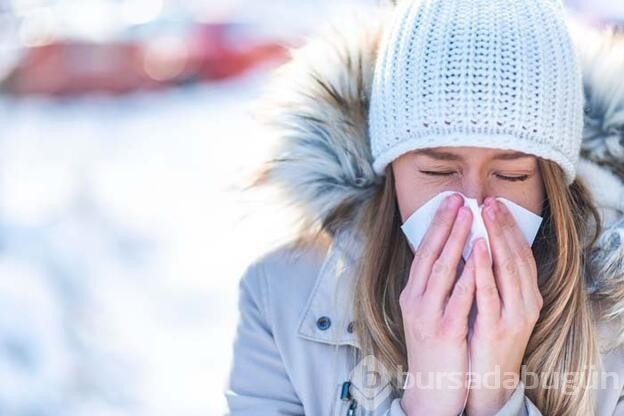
[{"left": 417, "top": 149, "right": 533, "bottom": 161}]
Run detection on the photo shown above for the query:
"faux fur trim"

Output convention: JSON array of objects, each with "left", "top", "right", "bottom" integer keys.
[
  {"left": 570, "top": 17, "right": 624, "bottom": 181},
  {"left": 252, "top": 7, "right": 387, "bottom": 233},
  {"left": 253, "top": 4, "right": 624, "bottom": 342}
]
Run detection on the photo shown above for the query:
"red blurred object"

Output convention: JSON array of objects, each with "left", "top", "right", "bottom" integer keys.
[
  {"left": 3, "top": 23, "right": 288, "bottom": 97},
  {"left": 189, "top": 24, "right": 288, "bottom": 81},
  {"left": 4, "top": 42, "right": 160, "bottom": 96}
]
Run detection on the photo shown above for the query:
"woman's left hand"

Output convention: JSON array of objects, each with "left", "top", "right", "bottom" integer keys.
[{"left": 465, "top": 198, "right": 544, "bottom": 416}]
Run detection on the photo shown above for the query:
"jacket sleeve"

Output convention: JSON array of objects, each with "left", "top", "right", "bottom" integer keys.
[
  {"left": 224, "top": 262, "right": 305, "bottom": 415},
  {"left": 492, "top": 382, "right": 624, "bottom": 416},
  {"left": 384, "top": 398, "right": 408, "bottom": 415},
  {"left": 489, "top": 381, "right": 542, "bottom": 416},
  {"left": 449, "top": 382, "right": 541, "bottom": 416},
  {"left": 382, "top": 384, "right": 538, "bottom": 416}
]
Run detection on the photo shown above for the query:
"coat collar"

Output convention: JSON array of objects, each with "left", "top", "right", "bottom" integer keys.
[{"left": 297, "top": 227, "right": 364, "bottom": 349}]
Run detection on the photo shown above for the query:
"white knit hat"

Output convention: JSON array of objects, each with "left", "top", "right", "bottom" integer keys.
[{"left": 368, "top": 0, "right": 584, "bottom": 185}]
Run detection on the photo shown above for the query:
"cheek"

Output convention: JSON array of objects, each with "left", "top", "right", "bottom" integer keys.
[
  {"left": 394, "top": 176, "right": 445, "bottom": 222},
  {"left": 518, "top": 175, "right": 546, "bottom": 215},
  {"left": 496, "top": 181, "right": 545, "bottom": 216}
]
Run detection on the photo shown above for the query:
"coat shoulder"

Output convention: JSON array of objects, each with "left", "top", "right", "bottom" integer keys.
[
  {"left": 248, "top": 237, "right": 329, "bottom": 290},
  {"left": 255, "top": 237, "right": 328, "bottom": 272},
  {"left": 240, "top": 237, "right": 331, "bottom": 324}
]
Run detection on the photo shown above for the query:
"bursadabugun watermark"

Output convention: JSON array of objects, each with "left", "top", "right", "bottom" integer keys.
[
  {"left": 348, "top": 355, "right": 621, "bottom": 411},
  {"left": 399, "top": 364, "right": 619, "bottom": 394},
  {"left": 348, "top": 355, "right": 394, "bottom": 411}
]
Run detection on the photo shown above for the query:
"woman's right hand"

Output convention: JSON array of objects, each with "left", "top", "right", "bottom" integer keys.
[{"left": 399, "top": 193, "right": 476, "bottom": 415}]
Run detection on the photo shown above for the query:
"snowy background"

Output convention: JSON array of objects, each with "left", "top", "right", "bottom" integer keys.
[
  {"left": 0, "top": 1, "right": 621, "bottom": 415},
  {"left": 0, "top": 72, "right": 290, "bottom": 416}
]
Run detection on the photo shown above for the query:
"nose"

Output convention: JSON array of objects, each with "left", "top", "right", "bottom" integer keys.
[{"left": 456, "top": 173, "right": 490, "bottom": 205}]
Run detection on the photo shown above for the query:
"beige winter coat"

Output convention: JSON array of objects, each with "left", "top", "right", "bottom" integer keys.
[{"left": 225, "top": 3, "right": 624, "bottom": 415}]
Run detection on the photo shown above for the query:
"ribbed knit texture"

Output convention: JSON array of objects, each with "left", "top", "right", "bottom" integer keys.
[{"left": 369, "top": 0, "right": 584, "bottom": 185}]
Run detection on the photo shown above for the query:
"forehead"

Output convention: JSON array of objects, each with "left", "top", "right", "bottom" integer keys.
[{"left": 412, "top": 146, "right": 534, "bottom": 161}]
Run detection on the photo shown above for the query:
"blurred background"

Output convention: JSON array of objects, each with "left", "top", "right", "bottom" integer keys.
[{"left": 0, "top": 0, "right": 621, "bottom": 415}]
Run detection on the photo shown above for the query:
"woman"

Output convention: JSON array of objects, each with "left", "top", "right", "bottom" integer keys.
[{"left": 226, "top": 0, "right": 624, "bottom": 414}]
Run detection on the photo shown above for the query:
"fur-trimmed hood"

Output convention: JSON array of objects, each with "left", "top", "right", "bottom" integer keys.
[{"left": 253, "top": 4, "right": 624, "bottom": 344}]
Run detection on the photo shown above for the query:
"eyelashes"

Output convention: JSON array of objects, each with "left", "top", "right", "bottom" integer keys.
[
  {"left": 496, "top": 174, "right": 530, "bottom": 182},
  {"left": 419, "top": 170, "right": 530, "bottom": 182}
]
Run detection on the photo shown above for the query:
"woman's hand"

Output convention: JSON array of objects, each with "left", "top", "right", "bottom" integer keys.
[
  {"left": 399, "top": 193, "right": 475, "bottom": 416},
  {"left": 465, "top": 198, "right": 544, "bottom": 416}
]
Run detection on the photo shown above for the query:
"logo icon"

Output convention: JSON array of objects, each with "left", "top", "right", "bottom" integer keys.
[{"left": 348, "top": 355, "right": 393, "bottom": 411}]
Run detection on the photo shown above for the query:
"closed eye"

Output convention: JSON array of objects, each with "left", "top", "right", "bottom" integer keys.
[
  {"left": 419, "top": 170, "right": 530, "bottom": 182},
  {"left": 496, "top": 174, "right": 530, "bottom": 182},
  {"left": 420, "top": 170, "right": 456, "bottom": 177}
]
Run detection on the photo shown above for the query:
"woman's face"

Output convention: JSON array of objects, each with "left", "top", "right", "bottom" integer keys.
[{"left": 392, "top": 146, "right": 546, "bottom": 221}]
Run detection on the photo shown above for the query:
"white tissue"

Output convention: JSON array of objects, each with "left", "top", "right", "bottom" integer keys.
[{"left": 400, "top": 191, "right": 543, "bottom": 261}]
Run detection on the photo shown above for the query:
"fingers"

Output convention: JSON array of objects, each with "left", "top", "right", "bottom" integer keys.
[
  {"left": 473, "top": 238, "right": 501, "bottom": 325},
  {"left": 491, "top": 200, "right": 543, "bottom": 314},
  {"left": 482, "top": 200, "right": 524, "bottom": 312},
  {"left": 405, "top": 193, "right": 464, "bottom": 297},
  {"left": 483, "top": 198, "right": 541, "bottom": 311},
  {"left": 443, "top": 254, "right": 476, "bottom": 337},
  {"left": 424, "top": 206, "right": 473, "bottom": 309}
]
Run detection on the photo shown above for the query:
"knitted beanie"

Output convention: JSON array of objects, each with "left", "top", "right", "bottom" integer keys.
[{"left": 368, "top": 0, "right": 584, "bottom": 185}]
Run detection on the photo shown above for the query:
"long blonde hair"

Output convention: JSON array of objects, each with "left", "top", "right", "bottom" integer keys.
[{"left": 349, "top": 158, "right": 603, "bottom": 415}]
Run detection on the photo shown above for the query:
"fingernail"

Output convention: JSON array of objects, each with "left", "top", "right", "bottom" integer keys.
[
  {"left": 444, "top": 194, "right": 456, "bottom": 209},
  {"left": 485, "top": 205, "right": 496, "bottom": 220},
  {"left": 448, "top": 193, "right": 462, "bottom": 208}
]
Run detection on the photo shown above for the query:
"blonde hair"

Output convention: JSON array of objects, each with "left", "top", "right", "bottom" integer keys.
[{"left": 348, "top": 158, "right": 603, "bottom": 415}]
